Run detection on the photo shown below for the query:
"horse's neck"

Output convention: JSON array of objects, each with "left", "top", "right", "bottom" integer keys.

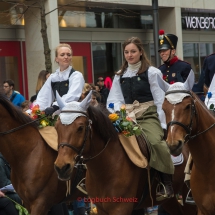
[
  {"left": 189, "top": 103, "right": 215, "bottom": 171},
  {"left": 0, "top": 127, "right": 40, "bottom": 166}
]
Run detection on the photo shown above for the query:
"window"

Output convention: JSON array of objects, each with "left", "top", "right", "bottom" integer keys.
[{"left": 92, "top": 42, "right": 122, "bottom": 83}]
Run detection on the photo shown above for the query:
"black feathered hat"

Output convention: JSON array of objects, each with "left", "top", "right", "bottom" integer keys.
[{"left": 158, "top": 29, "right": 178, "bottom": 52}]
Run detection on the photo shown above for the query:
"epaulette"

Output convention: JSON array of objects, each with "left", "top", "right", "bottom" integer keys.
[
  {"left": 158, "top": 64, "right": 165, "bottom": 68},
  {"left": 178, "top": 59, "right": 191, "bottom": 65}
]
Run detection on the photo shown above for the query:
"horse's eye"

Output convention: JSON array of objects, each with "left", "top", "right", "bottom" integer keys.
[
  {"left": 77, "top": 126, "right": 84, "bottom": 132},
  {"left": 185, "top": 104, "right": 191, "bottom": 110}
]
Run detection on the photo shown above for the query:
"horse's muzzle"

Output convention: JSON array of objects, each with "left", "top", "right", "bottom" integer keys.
[{"left": 54, "top": 163, "right": 73, "bottom": 181}]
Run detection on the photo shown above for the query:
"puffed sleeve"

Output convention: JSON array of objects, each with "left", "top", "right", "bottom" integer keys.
[
  {"left": 106, "top": 74, "right": 125, "bottom": 112},
  {"left": 52, "top": 71, "right": 85, "bottom": 106},
  {"left": 148, "top": 67, "right": 167, "bottom": 129},
  {"left": 35, "top": 74, "right": 55, "bottom": 110}
]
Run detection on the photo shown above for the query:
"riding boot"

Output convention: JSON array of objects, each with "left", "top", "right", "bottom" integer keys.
[{"left": 156, "top": 173, "right": 174, "bottom": 201}]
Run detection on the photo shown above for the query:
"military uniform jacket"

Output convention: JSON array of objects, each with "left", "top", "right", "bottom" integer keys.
[
  {"left": 203, "top": 53, "right": 215, "bottom": 87},
  {"left": 159, "top": 56, "right": 192, "bottom": 84}
]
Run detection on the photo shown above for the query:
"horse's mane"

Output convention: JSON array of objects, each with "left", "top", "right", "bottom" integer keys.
[
  {"left": 87, "top": 104, "right": 118, "bottom": 143},
  {"left": 0, "top": 94, "right": 38, "bottom": 128}
]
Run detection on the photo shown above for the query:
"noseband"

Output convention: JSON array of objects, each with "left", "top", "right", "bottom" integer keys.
[
  {"left": 58, "top": 110, "right": 111, "bottom": 163},
  {"left": 165, "top": 90, "right": 196, "bottom": 141}
]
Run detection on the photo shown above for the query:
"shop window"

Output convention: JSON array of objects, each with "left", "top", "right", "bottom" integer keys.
[
  {"left": 92, "top": 42, "right": 121, "bottom": 84},
  {"left": 199, "top": 43, "right": 215, "bottom": 70},
  {"left": 183, "top": 43, "right": 199, "bottom": 80},
  {"left": 0, "top": 57, "right": 20, "bottom": 91},
  {"left": 59, "top": 8, "right": 153, "bottom": 29}
]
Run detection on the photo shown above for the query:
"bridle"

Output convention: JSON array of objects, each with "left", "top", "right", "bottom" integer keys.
[
  {"left": 165, "top": 90, "right": 215, "bottom": 142},
  {"left": 58, "top": 110, "right": 111, "bottom": 163}
]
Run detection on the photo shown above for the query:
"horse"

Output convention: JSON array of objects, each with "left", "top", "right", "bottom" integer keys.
[
  {"left": 0, "top": 94, "right": 85, "bottom": 215},
  {"left": 157, "top": 71, "right": 215, "bottom": 215},
  {"left": 53, "top": 92, "right": 197, "bottom": 215}
]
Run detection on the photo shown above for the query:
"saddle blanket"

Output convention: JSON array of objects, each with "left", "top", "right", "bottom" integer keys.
[
  {"left": 171, "top": 153, "right": 183, "bottom": 166},
  {"left": 39, "top": 126, "right": 58, "bottom": 151}
]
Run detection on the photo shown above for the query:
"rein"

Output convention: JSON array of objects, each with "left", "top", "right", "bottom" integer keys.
[
  {"left": 165, "top": 90, "right": 215, "bottom": 142},
  {"left": 58, "top": 110, "right": 111, "bottom": 163},
  {"left": 0, "top": 115, "right": 46, "bottom": 136}
]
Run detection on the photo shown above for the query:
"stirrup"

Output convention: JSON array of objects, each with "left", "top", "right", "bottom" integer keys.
[
  {"left": 185, "top": 189, "right": 196, "bottom": 205},
  {"left": 76, "top": 178, "right": 88, "bottom": 195},
  {"left": 156, "top": 182, "right": 167, "bottom": 201}
]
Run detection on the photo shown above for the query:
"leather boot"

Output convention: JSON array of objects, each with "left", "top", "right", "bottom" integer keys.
[{"left": 156, "top": 173, "right": 174, "bottom": 201}]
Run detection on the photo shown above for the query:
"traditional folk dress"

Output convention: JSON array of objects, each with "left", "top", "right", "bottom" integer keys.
[
  {"left": 107, "top": 61, "right": 174, "bottom": 174},
  {"left": 35, "top": 66, "right": 85, "bottom": 110}
]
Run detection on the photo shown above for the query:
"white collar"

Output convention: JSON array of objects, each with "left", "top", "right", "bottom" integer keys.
[
  {"left": 56, "top": 65, "right": 72, "bottom": 74},
  {"left": 128, "top": 61, "right": 141, "bottom": 72}
]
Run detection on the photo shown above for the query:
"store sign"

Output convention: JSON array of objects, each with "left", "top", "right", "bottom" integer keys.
[{"left": 185, "top": 16, "right": 215, "bottom": 29}]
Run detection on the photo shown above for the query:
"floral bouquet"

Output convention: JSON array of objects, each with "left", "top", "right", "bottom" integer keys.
[
  {"left": 108, "top": 103, "right": 141, "bottom": 137},
  {"left": 31, "top": 105, "right": 58, "bottom": 128}
]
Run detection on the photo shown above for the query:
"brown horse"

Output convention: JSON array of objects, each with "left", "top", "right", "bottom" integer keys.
[
  {"left": 53, "top": 92, "right": 196, "bottom": 215},
  {"left": 157, "top": 73, "right": 215, "bottom": 214},
  {"left": 0, "top": 94, "right": 85, "bottom": 215}
]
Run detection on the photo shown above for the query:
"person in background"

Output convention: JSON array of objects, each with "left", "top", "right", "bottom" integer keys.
[
  {"left": 203, "top": 53, "right": 215, "bottom": 88},
  {"left": 91, "top": 90, "right": 101, "bottom": 107},
  {"left": 3, "top": 80, "right": 25, "bottom": 108},
  {"left": 21, "top": 100, "right": 30, "bottom": 113},
  {"left": 107, "top": 36, "right": 174, "bottom": 201},
  {"left": 96, "top": 77, "right": 109, "bottom": 105},
  {"left": 158, "top": 29, "right": 192, "bottom": 84},
  {"left": 0, "top": 153, "right": 22, "bottom": 215},
  {"left": 30, "top": 70, "right": 51, "bottom": 103},
  {"left": 34, "top": 43, "right": 85, "bottom": 115}
]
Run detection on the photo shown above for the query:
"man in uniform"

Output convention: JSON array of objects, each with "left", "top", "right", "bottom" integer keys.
[
  {"left": 203, "top": 53, "right": 215, "bottom": 88},
  {"left": 158, "top": 29, "right": 193, "bottom": 84}
]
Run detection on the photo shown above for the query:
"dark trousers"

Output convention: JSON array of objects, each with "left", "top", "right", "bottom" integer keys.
[
  {"left": 0, "top": 197, "right": 19, "bottom": 215},
  {"left": 48, "top": 203, "right": 69, "bottom": 215}
]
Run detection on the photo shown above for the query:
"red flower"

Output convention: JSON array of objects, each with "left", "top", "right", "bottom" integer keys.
[{"left": 170, "top": 81, "right": 175, "bottom": 84}]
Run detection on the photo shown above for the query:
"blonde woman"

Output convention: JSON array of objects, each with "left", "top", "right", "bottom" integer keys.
[{"left": 35, "top": 43, "right": 85, "bottom": 115}]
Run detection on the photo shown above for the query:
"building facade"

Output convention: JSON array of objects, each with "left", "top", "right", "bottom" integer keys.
[{"left": 0, "top": 0, "right": 215, "bottom": 99}]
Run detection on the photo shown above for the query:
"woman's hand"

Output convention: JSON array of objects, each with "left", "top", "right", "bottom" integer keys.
[{"left": 0, "top": 190, "right": 5, "bottom": 197}]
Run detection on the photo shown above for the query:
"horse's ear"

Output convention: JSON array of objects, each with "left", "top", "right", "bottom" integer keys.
[
  {"left": 184, "top": 70, "right": 195, "bottom": 91},
  {"left": 156, "top": 73, "right": 170, "bottom": 92},
  {"left": 79, "top": 90, "right": 92, "bottom": 111},
  {"left": 56, "top": 91, "right": 66, "bottom": 110}
]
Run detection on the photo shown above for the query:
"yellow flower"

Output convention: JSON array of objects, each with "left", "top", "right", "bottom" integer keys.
[
  {"left": 41, "top": 120, "right": 49, "bottom": 127},
  {"left": 108, "top": 113, "right": 119, "bottom": 122},
  {"left": 120, "top": 104, "right": 126, "bottom": 110}
]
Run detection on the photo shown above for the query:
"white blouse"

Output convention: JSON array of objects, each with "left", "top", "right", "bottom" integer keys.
[
  {"left": 106, "top": 66, "right": 167, "bottom": 129},
  {"left": 35, "top": 66, "right": 85, "bottom": 110}
]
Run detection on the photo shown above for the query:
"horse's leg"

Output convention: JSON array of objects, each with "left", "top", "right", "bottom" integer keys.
[
  {"left": 30, "top": 199, "right": 52, "bottom": 215},
  {"left": 162, "top": 196, "right": 184, "bottom": 215},
  {"left": 197, "top": 208, "right": 204, "bottom": 215}
]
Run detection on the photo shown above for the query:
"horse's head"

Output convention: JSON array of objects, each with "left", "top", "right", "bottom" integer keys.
[
  {"left": 157, "top": 71, "right": 195, "bottom": 156},
  {"left": 54, "top": 91, "right": 92, "bottom": 181}
]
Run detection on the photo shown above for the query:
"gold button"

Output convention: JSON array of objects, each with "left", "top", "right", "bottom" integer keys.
[{"left": 167, "top": 70, "right": 169, "bottom": 72}]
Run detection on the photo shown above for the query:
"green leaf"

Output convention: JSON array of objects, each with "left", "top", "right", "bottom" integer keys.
[
  {"left": 122, "top": 121, "right": 130, "bottom": 126},
  {"left": 210, "top": 104, "right": 214, "bottom": 110}
]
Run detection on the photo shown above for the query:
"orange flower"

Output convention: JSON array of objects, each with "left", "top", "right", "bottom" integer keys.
[
  {"left": 31, "top": 105, "right": 40, "bottom": 114},
  {"left": 108, "top": 113, "right": 119, "bottom": 122},
  {"left": 126, "top": 116, "right": 132, "bottom": 121}
]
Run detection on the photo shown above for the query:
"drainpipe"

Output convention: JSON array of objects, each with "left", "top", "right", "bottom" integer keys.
[{"left": 152, "top": 0, "right": 160, "bottom": 67}]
